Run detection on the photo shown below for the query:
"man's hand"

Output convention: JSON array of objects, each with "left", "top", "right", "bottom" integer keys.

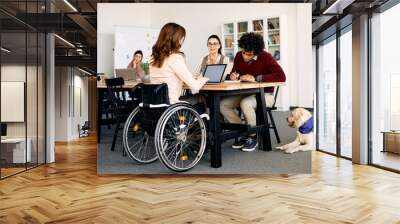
[
  {"left": 230, "top": 72, "right": 239, "bottom": 81},
  {"left": 240, "top": 74, "right": 256, "bottom": 82}
]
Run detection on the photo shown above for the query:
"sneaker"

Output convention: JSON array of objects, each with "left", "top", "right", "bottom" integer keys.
[
  {"left": 242, "top": 137, "right": 258, "bottom": 152},
  {"left": 232, "top": 137, "right": 247, "bottom": 149}
]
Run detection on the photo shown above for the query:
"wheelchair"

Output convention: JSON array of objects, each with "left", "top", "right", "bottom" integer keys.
[{"left": 122, "top": 83, "right": 208, "bottom": 172}]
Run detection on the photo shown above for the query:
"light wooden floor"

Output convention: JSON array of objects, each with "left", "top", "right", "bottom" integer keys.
[{"left": 1, "top": 135, "right": 400, "bottom": 224}]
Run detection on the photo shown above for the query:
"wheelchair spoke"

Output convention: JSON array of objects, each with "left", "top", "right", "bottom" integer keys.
[
  {"left": 156, "top": 105, "right": 207, "bottom": 172},
  {"left": 141, "top": 135, "right": 150, "bottom": 160},
  {"left": 187, "top": 128, "right": 202, "bottom": 140},
  {"left": 129, "top": 135, "right": 145, "bottom": 152},
  {"left": 184, "top": 144, "right": 198, "bottom": 159},
  {"left": 164, "top": 139, "right": 178, "bottom": 158},
  {"left": 131, "top": 136, "right": 146, "bottom": 156}
]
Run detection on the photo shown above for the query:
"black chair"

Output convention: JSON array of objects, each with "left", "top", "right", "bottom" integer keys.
[
  {"left": 105, "top": 77, "right": 138, "bottom": 155},
  {"left": 266, "top": 86, "right": 281, "bottom": 143},
  {"left": 78, "top": 121, "right": 90, "bottom": 138},
  {"left": 233, "top": 87, "right": 281, "bottom": 144},
  {"left": 101, "top": 91, "right": 114, "bottom": 129}
]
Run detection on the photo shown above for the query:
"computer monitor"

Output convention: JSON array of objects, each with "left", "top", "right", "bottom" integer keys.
[
  {"left": 203, "top": 64, "right": 227, "bottom": 83},
  {"left": 1, "top": 123, "right": 7, "bottom": 138}
]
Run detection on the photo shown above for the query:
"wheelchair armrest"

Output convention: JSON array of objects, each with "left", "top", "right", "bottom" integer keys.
[{"left": 139, "top": 102, "right": 170, "bottom": 108}]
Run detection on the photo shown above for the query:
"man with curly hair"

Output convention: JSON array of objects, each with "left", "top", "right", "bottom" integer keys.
[{"left": 220, "top": 32, "right": 286, "bottom": 152}]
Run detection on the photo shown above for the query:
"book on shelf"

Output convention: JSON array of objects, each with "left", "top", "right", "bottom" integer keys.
[
  {"left": 268, "top": 18, "right": 280, "bottom": 29},
  {"left": 224, "top": 37, "right": 233, "bottom": 48},
  {"left": 253, "top": 20, "right": 263, "bottom": 31},
  {"left": 273, "top": 50, "right": 280, "bottom": 61},
  {"left": 268, "top": 34, "right": 280, "bottom": 44},
  {"left": 267, "top": 21, "right": 274, "bottom": 29},
  {"left": 224, "top": 24, "right": 234, "bottom": 34},
  {"left": 238, "top": 22, "right": 248, "bottom": 33}
]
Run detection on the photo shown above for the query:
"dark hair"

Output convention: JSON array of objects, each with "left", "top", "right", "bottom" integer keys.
[
  {"left": 134, "top": 50, "right": 143, "bottom": 57},
  {"left": 151, "top": 23, "right": 186, "bottom": 68},
  {"left": 207, "top": 34, "right": 222, "bottom": 55},
  {"left": 238, "top": 32, "right": 265, "bottom": 55}
]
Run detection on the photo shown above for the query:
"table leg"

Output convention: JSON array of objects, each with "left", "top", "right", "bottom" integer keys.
[
  {"left": 256, "top": 89, "right": 272, "bottom": 151},
  {"left": 209, "top": 93, "right": 222, "bottom": 168}
]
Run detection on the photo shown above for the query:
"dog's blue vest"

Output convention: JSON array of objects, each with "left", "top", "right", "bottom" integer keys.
[{"left": 298, "top": 117, "right": 313, "bottom": 134}]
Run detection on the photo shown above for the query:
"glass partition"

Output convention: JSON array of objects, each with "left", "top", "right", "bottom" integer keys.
[
  {"left": 317, "top": 36, "right": 337, "bottom": 155},
  {"left": 339, "top": 28, "right": 352, "bottom": 158},
  {"left": 0, "top": 2, "right": 46, "bottom": 179},
  {"left": 370, "top": 4, "right": 400, "bottom": 171}
]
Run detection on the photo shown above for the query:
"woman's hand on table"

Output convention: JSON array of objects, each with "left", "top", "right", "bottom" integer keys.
[{"left": 198, "top": 76, "right": 209, "bottom": 84}]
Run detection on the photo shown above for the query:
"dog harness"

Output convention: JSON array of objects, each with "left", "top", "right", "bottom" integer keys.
[{"left": 298, "top": 117, "right": 313, "bottom": 134}]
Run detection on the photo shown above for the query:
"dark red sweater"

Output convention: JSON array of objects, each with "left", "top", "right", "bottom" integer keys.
[{"left": 230, "top": 51, "right": 286, "bottom": 93}]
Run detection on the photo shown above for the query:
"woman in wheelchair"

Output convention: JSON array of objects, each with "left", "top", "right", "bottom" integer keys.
[{"left": 123, "top": 23, "right": 210, "bottom": 172}]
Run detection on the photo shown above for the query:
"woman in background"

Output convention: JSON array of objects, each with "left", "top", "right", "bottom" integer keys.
[
  {"left": 127, "top": 50, "right": 145, "bottom": 80},
  {"left": 150, "top": 22, "right": 208, "bottom": 104},
  {"left": 194, "top": 35, "right": 230, "bottom": 77}
]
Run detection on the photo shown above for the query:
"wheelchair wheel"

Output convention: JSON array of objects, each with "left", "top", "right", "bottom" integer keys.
[
  {"left": 123, "top": 106, "right": 158, "bottom": 163},
  {"left": 155, "top": 104, "right": 207, "bottom": 172}
]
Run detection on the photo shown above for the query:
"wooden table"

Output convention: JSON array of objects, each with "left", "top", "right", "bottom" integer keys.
[
  {"left": 97, "top": 81, "right": 284, "bottom": 168},
  {"left": 97, "top": 81, "right": 138, "bottom": 89},
  {"left": 382, "top": 131, "right": 400, "bottom": 154}
]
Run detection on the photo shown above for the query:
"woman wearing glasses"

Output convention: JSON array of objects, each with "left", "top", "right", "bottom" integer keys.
[{"left": 194, "top": 35, "right": 230, "bottom": 77}]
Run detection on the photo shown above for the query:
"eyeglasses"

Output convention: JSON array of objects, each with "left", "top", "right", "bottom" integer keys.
[{"left": 207, "top": 42, "right": 220, "bottom": 46}]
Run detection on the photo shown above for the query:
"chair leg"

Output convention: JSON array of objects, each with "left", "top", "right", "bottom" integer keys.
[
  {"left": 111, "top": 118, "right": 120, "bottom": 151},
  {"left": 122, "top": 146, "right": 127, "bottom": 157},
  {"left": 268, "top": 110, "right": 281, "bottom": 143},
  {"left": 107, "top": 112, "right": 111, "bottom": 129},
  {"left": 234, "top": 109, "right": 243, "bottom": 143}
]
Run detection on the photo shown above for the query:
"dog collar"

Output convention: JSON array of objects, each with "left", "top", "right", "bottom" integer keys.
[{"left": 298, "top": 117, "right": 313, "bottom": 134}]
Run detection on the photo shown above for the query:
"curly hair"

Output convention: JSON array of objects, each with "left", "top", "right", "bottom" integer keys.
[
  {"left": 238, "top": 32, "right": 265, "bottom": 55},
  {"left": 151, "top": 23, "right": 186, "bottom": 68}
]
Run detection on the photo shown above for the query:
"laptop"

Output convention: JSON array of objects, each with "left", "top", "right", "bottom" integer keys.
[
  {"left": 115, "top": 68, "right": 137, "bottom": 81},
  {"left": 203, "top": 64, "right": 227, "bottom": 84}
]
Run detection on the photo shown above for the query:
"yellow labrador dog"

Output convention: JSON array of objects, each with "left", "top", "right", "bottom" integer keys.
[{"left": 276, "top": 108, "right": 314, "bottom": 154}]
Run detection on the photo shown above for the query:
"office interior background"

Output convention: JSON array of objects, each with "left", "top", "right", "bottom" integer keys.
[
  {"left": 0, "top": 0, "right": 400, "bottom": 222},
  {"left": 1, "top": 0, "right": 399, "bottom": 178}
]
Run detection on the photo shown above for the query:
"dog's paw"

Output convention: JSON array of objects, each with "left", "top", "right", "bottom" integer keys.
[
  {"left": 276, "top": 145, "right": 287, "bottom": 150},
  {"left": 299, "top": 147, "right": 314, "bottom": 152},
  {"left": 284, "top": 148, "right": 297, "bottom": 154}
]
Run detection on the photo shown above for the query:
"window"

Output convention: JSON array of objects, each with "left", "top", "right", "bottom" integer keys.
[
  {"left": 317, "top": 36, "right": 337, "bottom": 154},
  {"left": 370, "top": 3, "right": 400, "bottom": 171},
  {"left": 340, "top": 28, "right": 352, "bottom": 158}
]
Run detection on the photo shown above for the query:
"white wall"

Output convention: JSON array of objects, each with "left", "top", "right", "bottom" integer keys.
[
  {"left": 54, "top": 67, "right": 89, "bottom": 141},
  {"left": 98, "top": 3, "right": 313, "bottom": 108},
  {"left": 55, "top": 66, "right": 69, "bottom": 141},
  {"left": 97, "top": 4, "right": 151, "bottom": 78},
  {"left": 1, "top": 64, "right": 47, "bottom": 164}
]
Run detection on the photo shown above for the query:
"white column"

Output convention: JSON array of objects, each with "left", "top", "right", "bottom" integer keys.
[
  {"left": 46, "top": 33, "right": 55, "bottom": 163},
  {"left": 352, "top": 14, "right": 369, "bottom": 164}
]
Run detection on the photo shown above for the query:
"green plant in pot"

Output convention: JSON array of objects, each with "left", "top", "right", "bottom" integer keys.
[{"left": 141, "top": 62, "right": 151, "bottom": 83}]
